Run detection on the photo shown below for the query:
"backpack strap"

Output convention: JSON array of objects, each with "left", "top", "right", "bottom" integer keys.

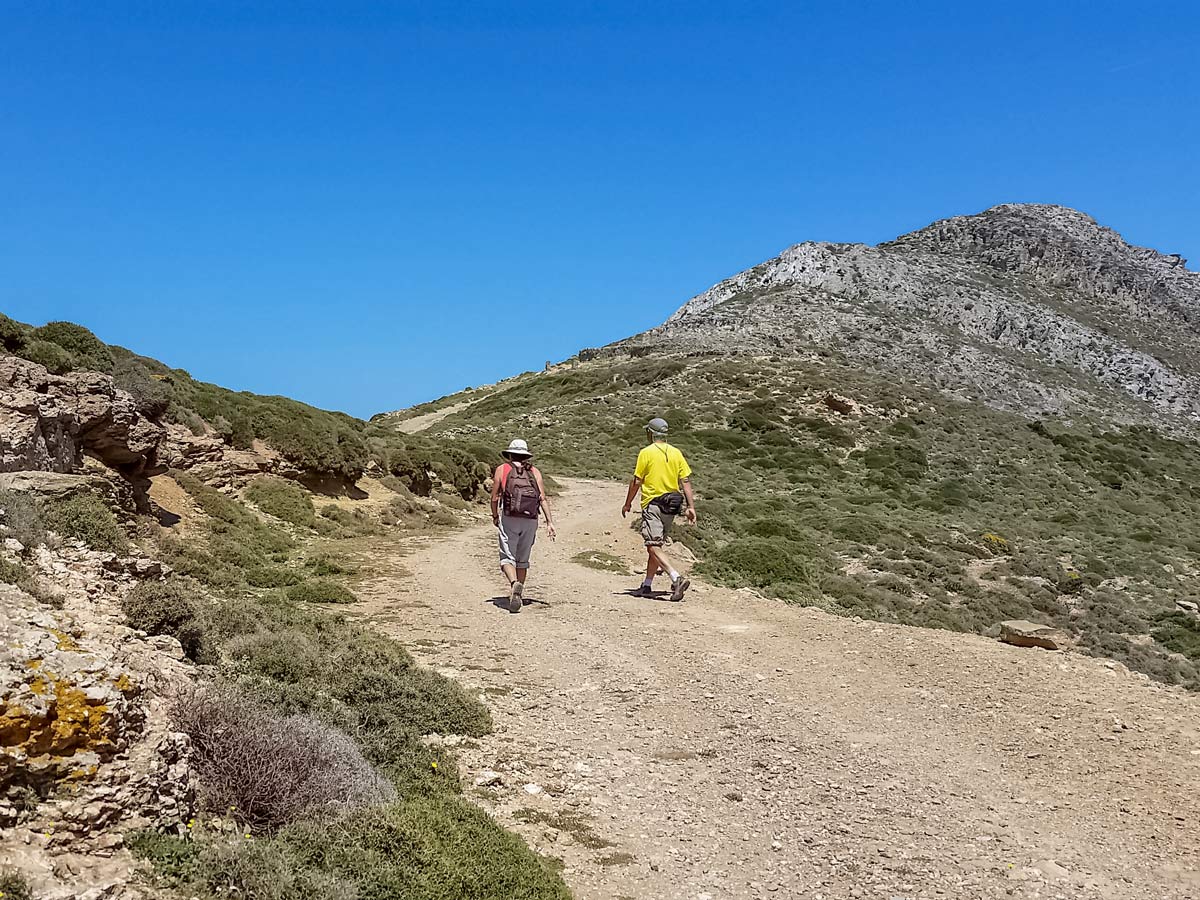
[{"left": 498, "top": 463, "right": 512, "bottom": 491}]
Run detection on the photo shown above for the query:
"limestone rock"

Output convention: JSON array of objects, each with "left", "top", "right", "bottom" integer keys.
[
  {"left": 612, "top": 204, "right": 1200, "bottom": 427},
  {"left": 0, "top": 356, "right": 165, "bottom": 506},
  {"left": 998, "top": 619, "right": 1064, "bottom": 651}
]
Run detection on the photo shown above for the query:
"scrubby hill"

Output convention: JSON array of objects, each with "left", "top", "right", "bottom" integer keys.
[
  {"left": 0, "top": 320, "right": 569, "bottom": 898},
  {"left": 379, "top": 204, "right": 1200, "bottom": 690}
]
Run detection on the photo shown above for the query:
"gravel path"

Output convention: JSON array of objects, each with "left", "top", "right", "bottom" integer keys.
[{"left": 357, "top": 478, "right": 1200, "bottom": 900}]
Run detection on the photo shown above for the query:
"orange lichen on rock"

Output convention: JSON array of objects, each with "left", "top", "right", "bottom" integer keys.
[{"left": 39, "top": 675, "right": 116, "bottom": 757}]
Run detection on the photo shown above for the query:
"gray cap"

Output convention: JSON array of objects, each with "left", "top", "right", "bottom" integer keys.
[{"left": 646, "top": 417, "right": 669, "bottom": 436}]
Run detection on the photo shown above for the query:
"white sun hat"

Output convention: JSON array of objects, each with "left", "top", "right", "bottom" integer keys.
[{"left": 502, "top": 438, "right": 532, "bottom": 459}]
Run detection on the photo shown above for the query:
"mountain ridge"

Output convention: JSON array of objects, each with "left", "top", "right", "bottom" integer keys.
[{"left": 609, "top": 203, "right": 1199, "bottom": 427}]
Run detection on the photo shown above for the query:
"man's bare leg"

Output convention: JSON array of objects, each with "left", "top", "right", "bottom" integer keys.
[
  {"left": 650, "top": 545, "right": 689, "bottom": 600},
  {"left": 501, "top": 563, "right": 517, "bottom": 586}
]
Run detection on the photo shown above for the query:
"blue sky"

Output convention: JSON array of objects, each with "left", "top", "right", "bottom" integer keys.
[{"left": 3, "top": 1, "right": 1197, "bottom": 418}]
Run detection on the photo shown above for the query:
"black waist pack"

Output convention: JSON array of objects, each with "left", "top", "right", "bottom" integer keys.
[{"left": 652, "top": 491, "right": 686, "bottom": 515}]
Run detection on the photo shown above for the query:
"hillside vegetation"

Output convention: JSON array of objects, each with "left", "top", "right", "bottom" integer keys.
[
  {"left": 4, "top": 467, "right": 569, "bottom": 898},
  {"left": 384, "top": 205, "right": 1200, "bottom": 691},
  {"left": 1, "top": 312, "right": 572, "bottom": 897},
  {"left": 0, "top": 314, "right": 507, "bottom": 490}
]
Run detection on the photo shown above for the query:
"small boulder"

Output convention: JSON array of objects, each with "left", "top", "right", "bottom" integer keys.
[
  {"left": 998, "top": 620, "right": 1063, "bottom": 651},
  {"left": 473, "top": 770, "right": 503, "bottom": 788},
  {"left": 822, "top": 393, "right": 859, "bottom": 415}
]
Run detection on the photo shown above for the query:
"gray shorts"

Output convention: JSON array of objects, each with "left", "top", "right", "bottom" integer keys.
[
  {"left": 498, "top": 515, "right": 538, "bottom": 568},
  {"left": 640, "top": 504, "right": 675, "bottom": 547}
]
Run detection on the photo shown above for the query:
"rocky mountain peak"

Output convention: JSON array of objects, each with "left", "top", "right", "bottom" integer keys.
[{"left": 635, "top": 204, "right": 1200, "bottom": 427}]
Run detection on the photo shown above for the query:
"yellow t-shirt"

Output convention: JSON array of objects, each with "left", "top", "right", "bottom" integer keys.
[{"left": 634, "top": 442, "right": 693, "bottom": 510}]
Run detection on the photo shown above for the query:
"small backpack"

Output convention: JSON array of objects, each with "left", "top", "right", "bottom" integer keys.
[{"left": 501, "top": 464, "right": 541, "bottom": 519}]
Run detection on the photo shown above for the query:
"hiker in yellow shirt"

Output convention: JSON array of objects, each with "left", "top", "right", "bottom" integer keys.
[{"left": 621, "top": 417, "right": 697, "bottom": 601}]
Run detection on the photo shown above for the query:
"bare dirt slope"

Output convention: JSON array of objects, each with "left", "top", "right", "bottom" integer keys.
[{"left": 355, "top": 479, "right": 1200, "bottom": 900}]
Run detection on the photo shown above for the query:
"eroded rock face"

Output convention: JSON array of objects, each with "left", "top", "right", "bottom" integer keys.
[
  {"left": 0, "top": 356, "right": 165, "bottom": 503},
  {"left": 160, "top": 423, "right": 314, "bottom": 490},
  {"left": 622, "top": 204, "right": 1200, "bottom": 427},
  {"left": 0, "top": 550, "right": 199, "bottom": 899}
]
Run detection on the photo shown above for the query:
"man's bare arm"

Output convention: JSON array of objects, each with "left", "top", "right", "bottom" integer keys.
[
  {"left": 533, "top": 469, "right": 556, "bottom": 537},
  {"left": 681, "top": 477, "right": 697, "bottom": 524},
  {"left": 622, "top": 477, "right": 642, "bottom": 517},
  {"left": 490, "top": 467, "right": 503, "bottom": 525}
]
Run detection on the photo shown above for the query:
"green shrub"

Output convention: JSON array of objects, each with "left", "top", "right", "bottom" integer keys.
[
  {"left": 245, "top": 477, "right": 316, "bottom": 529},
  {"left": 0, "top": 313, "right": 31, "bottom": 351},
  {"left": 0, "top": 869, "right": 34, "bottom": 900},
  {"left": 1152, "top": 612, "right": 1200, "bottom": 663},
  {"left": 0, "top": 555, "right": 27, "bottom": 585},
  {"left": 246, "top": 566, "right": 304, "bottom": 588},
  {"left": 229, "top": 414, "right": 255, "bottom": 449},
  {"left": 318, "top": 505, "right": 376, "bottom": 536},
  {"left": 121, "top": 577, "right": 214, "bottom": 663},
  {"left": 0, "top": 490, "right": 47, "bottom": 549},
  {"left": 173, "top": 474, "right": 295, "bottom": 590},
  {"left": 701, "top": 537, "right": 829, "bottom": 591},
  {"left": 132, "top": 796, "right": 571, "bottom": 900},
  {"left": 19, "top": 339, "right": 75, "bottom": 374},
  {"left": 287, "top": 579, "right": 357, "bottom": 604},
  {"left": 304, "top": 554, "right": 355, "bottom": 577},
  {"left": 33, "top": 321, "right": 114, "bottom": 372},
  {"left": 113, "top": 357, "right": 172, "bottom": 416},
  {"left": 42, "top": 492, "right": 128, "bottom": 553}
]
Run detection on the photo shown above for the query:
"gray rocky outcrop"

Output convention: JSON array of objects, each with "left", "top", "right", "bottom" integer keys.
[
  {"left": 618, "top": 204, "right": 1200, "bottom": 427},
  {"left": 0, "top": 356, "right": 166, "bottom": 506},
  {"left": 0, "top": 543, "right": 199, "bottom": 899},
  {"left": 998, "top": 619, "right": 1065, "bottom": 651}
]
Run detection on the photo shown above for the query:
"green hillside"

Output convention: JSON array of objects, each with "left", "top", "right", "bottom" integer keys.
[
  {"left": 0, "top": 315, "right": 505, "bottom": 489},
  {"left": 393, "top": 351, "right": 1200, "bottom": 689}
]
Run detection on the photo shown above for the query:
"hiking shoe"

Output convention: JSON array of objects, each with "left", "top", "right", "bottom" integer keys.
[
  {"left": 508, "top": 582, "right": 524, "bottom": 613},
  {"left": 632, "top": 584, "right": 653, "bottom": 598},
  {"left": 670, "top": 577, "right": 690, "bottom": 602}
]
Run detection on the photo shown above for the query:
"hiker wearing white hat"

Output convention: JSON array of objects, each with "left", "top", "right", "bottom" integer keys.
[{"left": 490, "top": 438, "right": 556, "bottom": 613}]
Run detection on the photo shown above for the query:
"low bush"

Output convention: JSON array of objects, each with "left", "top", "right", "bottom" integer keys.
[
  {"left": 0, "top": 313, "right": 31, "bottom": 351},
  {"left": 19, "top": 339, "right": 74, "bottom": 374},
  {"left": 221, "top": 609, "right": 492, "bottom": 785},
  {"left": 0, "top": 870, "right": 34, "bottom": 900},
  {"left": 701, "top": 537, "right": 829, "bottom": 591},
  {"left": 113, "top": 356, "right": 172, "bottom": 416},
  {"left": 122, "top": 577, "right": 214, "bottom": 663},
  {"left": 131, "top": 795, "right": 571, "bottom": 900},
  {"left": 246, "top": 566, "right": 304, "bottom": 588},
  {"left": 0, "top": 490, "right": 46, "bottom": 549},
  {"left": 33, "top": 321, "right": 115, "bottom": 373},
  {"left": 318, "top": 504, "right": 376, "bottom": 536},
  {"left": 170, "top": 684, "right": 395, "bottom": 829},
  {"left": 304, "top": 554, "right": 355, "bottom": 577},
  {"left": 129, "top": 829, "right": 358, "bottom": 900},
  {"left": 286, "top": 579, "right": 357, "bottom": 604},
  {"left": 0, "top": 555, "right": 28, "bottom": 585},
  {"left": 42, "top": 492, "right": 128, "bottom": 553},
  {"left": 172, "top": 474, "right": 294, "bottom": 590},
  {"left": 245, "top": 477, "right": 316, "bottom": 529}
]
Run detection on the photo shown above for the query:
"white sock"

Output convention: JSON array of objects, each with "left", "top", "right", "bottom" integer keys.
[
  {"left": 668, "top": 568, "right": 679, "bottom": 581},
  {"left": 642, "top": 576, "right": 654, "bottom": 587}
]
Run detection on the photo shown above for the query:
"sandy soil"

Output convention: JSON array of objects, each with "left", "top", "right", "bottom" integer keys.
[{"left": 355, "top": 478, "right": 1200, "bottom": 900}]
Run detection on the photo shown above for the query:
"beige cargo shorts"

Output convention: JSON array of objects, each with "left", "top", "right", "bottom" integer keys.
[{"left": 640, "top": 503, "right": 674, "bottom": 547}]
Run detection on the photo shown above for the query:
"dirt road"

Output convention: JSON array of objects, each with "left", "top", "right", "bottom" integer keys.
[{"left": 357, "top": 479, "right": 1200, "bottom": 900}]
